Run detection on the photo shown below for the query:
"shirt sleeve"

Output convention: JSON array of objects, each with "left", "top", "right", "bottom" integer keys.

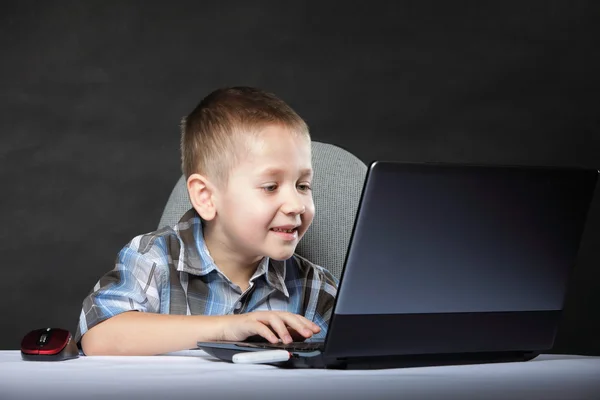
[
  {"left": 74, "top": 236, "right": 165, "bottom": 345},
  {"left": 306, "top": 266, "right": 339, "bottom": 340}
]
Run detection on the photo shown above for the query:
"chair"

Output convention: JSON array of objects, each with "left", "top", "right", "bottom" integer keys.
[{"left": 158, "top": 141, "right": 367, "bottom": 279}]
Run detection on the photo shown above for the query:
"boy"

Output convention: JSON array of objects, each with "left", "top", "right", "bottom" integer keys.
[{"left": 76, "top": 87, "right": 338, "bottom": 356}]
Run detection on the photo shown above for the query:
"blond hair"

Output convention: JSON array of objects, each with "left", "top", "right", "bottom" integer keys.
[{"left": 181, "top": 87, "right": 310, "bottom": 186}]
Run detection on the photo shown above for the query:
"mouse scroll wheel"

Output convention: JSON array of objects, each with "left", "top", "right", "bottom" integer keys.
[{"left": 37, "top": 331, "right": 52, "bottom": 347}]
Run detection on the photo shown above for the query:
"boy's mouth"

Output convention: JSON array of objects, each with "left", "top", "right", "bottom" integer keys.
[
  {"left": 270, "top": 227, "right": 297, "bottom": 233},
  {"left": 270, "top": 225, "right": 300, "bottom": 241}
]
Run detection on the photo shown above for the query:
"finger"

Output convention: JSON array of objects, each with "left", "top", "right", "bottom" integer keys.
[
  {"left": 288, "top": 328, "right": 310, "bottom": 342},
  {"left": 264, "top": 315, "right": 294, "bottom": 344},
  {"left": 250, "top": 322, "right": 280, "bottom": 344},
  {"left": 285, "top": 313, "right": 320, "bottom": 333},
  {"left": 299, "top": 316, "right": 321, "bottom": 333},
  {"left": 254, "top": 312, "right": 319, "bottom": 339},
  {"left": 293, "top": 314, "right": 321, "bottom": 335},
  {"left": 280, "top": 314, "right": 319, "bottom": 338},
  {"left": 254, "top": 311, "right": 320, "bottom": 332}
]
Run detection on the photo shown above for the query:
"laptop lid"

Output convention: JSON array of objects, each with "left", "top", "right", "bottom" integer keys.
[{"left": 323, "top": 161, "right": 598, "bottom": 359}]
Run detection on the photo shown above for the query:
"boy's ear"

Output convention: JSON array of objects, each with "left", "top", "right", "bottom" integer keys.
[{"left": 187, "top": 173, "right": 217, "bottom": 221}]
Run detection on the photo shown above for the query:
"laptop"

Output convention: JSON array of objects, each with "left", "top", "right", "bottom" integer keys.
[{"left": 198, "top": 161, "right": 598, "bottom": 369}]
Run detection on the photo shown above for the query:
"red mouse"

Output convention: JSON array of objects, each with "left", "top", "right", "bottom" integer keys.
[{"left": 21, "top": 328, "right": 79, "bottom": 361}]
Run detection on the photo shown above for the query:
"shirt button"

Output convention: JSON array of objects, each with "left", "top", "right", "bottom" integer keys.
[{"left": 235, "top": 302, "right": 242, "bottom": 310}]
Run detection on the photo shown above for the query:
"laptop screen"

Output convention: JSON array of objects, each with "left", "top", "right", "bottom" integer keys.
[{"left": 335, "top": 162, "right": 597, "bottom": 315}]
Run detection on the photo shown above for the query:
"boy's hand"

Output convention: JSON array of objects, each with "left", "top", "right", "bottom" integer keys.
[{"left": 220, "top": 311, "right": 320, "bottom": 344}]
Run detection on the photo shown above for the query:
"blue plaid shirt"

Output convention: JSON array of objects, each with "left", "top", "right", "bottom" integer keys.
[{"left": 75, "top": 209, "right": 338, "bottom": 345}]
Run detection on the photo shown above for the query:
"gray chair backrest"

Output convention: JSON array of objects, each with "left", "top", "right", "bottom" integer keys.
[{"left": 158, "top": 141, "right": 367, "bottom": 279}]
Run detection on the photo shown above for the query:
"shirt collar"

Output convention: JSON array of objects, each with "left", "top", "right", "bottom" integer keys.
[
  {"left": 264, "top": 259, "right": 289, "bottom": 298},
  {"left": 174, "top": 209, "right": 218, "bottom": 276},
  {"left": 175, "top": 208, "right": 289, "bottom": 297}
]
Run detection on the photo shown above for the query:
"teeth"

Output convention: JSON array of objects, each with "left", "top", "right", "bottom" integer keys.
[{"left": 272, "top": 228, "right": 295, "bottom": 233}]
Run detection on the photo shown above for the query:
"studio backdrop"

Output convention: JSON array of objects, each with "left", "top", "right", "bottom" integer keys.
[{"left": 1, "top": 1, "right": 599, "bottom": 354}]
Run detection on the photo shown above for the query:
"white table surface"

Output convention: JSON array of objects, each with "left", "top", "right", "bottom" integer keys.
[{"left": 1, "top": 350, "right": 599, "bottom": 400}]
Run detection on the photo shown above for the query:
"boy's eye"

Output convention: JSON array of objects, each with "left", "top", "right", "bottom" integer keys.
[
  {"left": 263, "top": 185, "right": 278, "bottom": 192},
  {"left": 298, "top": 184, "right": 312, "bottom": 192}
]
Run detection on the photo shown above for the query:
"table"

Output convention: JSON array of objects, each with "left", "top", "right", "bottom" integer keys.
[{"left": 1, "top": 350, "right": 599, "bottom": 399}]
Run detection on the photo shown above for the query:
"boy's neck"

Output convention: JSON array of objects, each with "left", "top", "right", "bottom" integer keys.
[
  {"left": 202, "top": 225, "right": 263, "bottom": 292},
  {"left": 214, "top": 258, "right": 261, "bottom": 292}
]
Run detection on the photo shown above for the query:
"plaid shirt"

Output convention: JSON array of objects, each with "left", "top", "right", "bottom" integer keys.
[{"left": 75, "top": 209, "right": 338, "bottom": 345}]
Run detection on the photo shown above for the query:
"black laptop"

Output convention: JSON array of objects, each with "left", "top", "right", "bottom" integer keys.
[{"left": 198, "top": 161, "right": 598, "bottom": 369}]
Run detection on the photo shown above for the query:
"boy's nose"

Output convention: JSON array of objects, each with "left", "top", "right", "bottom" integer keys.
[
  {"left": 282, "top": 202, "right": 306, "bottom": 215},
  {"left": 281, "top": 194, "right": 306, "bottom": 215}
]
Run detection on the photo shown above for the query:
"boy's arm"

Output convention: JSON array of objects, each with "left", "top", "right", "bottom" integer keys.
[
  {"left": 82, "top": 310, "right": 320, "bottom": 356},
  {"left": 78, "top": 238, "right": 320, "bottom": 356},
  {"left": 81, "top": 311, "right": 220, "bottom": 356}
]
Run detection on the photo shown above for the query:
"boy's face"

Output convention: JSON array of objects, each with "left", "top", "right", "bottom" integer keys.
[{"left": 211, "top": 125, "right": 314, "bottom": 262}]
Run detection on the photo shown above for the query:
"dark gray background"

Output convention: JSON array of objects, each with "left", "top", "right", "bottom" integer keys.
[{"left": 1, "top": 1, "right": 599, "bottom": 354}]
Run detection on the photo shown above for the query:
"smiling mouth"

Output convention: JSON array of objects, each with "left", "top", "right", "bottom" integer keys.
[{"left": 270, "top": 227, "right": 298, "bottom": 233}]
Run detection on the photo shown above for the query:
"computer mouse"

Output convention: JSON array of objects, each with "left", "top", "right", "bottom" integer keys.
[{"left": 21, "top": 328, "right": 79, "bottom": 361}]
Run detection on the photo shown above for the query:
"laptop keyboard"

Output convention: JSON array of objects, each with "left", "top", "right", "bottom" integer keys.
[{"left": 237, "top": 341, "right": 324, "bottom": 352}]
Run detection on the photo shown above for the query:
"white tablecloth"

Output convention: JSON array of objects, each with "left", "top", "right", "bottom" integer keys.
[{"left": 1, "top": 350, "right": 599, "bottom": 400}]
